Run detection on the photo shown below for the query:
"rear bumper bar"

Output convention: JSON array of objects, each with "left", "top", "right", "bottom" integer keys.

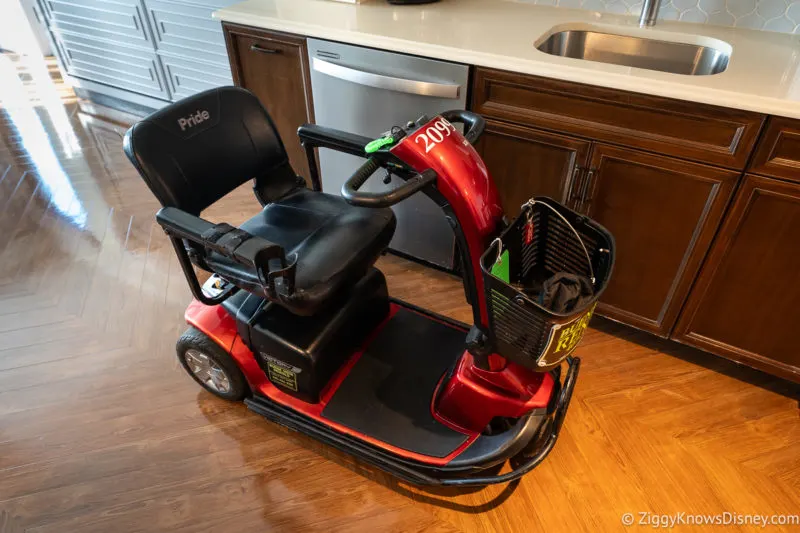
[{"left": 245, "top": 356, "right": 580, "bottom": 487}]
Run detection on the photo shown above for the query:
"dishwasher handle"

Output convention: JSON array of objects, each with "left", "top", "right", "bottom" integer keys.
[
  {"left": 311, "top": 57, "right": 461, "bottom": 99},
  {"left": 342, "top": 157, "right": 437, "bottom": 208}
]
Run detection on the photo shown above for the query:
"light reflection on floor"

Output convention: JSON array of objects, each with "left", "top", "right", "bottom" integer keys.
[{"left": 0, "top": 52, "right": 85, "bottom": 226}]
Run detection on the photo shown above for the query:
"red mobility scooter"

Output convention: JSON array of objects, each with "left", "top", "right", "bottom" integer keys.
[{"left": 124, "top": 87, "right": 614, "bottom": 486}]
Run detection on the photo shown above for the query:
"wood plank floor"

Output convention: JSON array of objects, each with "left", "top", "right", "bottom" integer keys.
[{"left": 0, "top": 52, "right": 799, "bottom": 533}]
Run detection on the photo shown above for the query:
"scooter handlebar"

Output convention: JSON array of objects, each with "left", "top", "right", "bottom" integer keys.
[
  {"left": 341, "top": 157, "right": 437, "bottom": 208},
  {"left": 341, "top": 110, "right": 484, "bottom": 208},
  {"left": 440, "top": 109, "right": 486, "bottom": 145}
]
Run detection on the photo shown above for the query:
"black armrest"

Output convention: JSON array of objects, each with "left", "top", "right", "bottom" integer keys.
[
  {"left": 156, "top": 206, "right": 215, "bottom": 241},
  {"left": 297, "top": 124, "right": 417, "bottom": 194},
  {"left": 156, "top": 207, "right": 284, "bottom": 268},
  {"left": 297, "top": 123, "right": 372, "bottom": 157},
  {"left": 156, "top": 207, "right": 294, "bottom": 304}
]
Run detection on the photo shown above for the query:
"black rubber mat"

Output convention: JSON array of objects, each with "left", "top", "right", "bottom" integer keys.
[{"left": 322, "top": 308, "right": 469, "bottom": 458}]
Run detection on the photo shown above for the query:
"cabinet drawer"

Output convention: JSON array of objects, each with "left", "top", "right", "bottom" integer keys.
[
  {"left": 146, "top": 0, "right": 236, "bottom": 63},
  {"left": 161, "top": 54, "right": 232, "bottom": 100},
  {"left": 53, "top": 31, "right": 170, "bottom": 99},
  {"left": 42, "top": 0, "right": 152, "bottom": 49},
  {"left": 471, "top": 68, "right": 765, "bottom": 170},
  {"left": 748, "top": 117, "right": 800, "bottom": 183}
]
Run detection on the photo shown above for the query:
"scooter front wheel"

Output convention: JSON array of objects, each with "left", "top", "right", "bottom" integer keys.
[{"left": 176, "top": 326, "right": 249, "bottom": 401}]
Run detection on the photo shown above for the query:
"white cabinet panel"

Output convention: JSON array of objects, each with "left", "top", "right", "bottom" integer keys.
[
  {"left": 161, "top": 54, "right": 232, "bottom": 100},
  {"left": 40, "top": 0, "right": 240, "bottom": 105},
  {"left": 147, "top": 0, "right": 235, "bottom": 63},
  {"left": 42, "top": 0, "right": 154, "bottom": 49},
  {"left": 54, "top": 30, "right": 170, "bottom": 99}
]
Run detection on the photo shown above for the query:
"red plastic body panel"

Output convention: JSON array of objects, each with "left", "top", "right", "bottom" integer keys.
[
  {"left": 390, "top": 117, "right": 502, "bottom": 328},
  {"left": 185, "top": 300, "right": 236, "bottom": 352},
  {"left": 434, "top": 352, "right": 555, "bottom": 433}
]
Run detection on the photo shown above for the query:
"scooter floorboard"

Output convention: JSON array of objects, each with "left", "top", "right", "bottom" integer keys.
[{"left": 321, "top": 307, "right": 469, "bottom": 458}]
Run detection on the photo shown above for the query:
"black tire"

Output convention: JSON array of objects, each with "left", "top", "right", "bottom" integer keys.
[{"left": 176, "top": 326, "right": 249, "bottom": 401}]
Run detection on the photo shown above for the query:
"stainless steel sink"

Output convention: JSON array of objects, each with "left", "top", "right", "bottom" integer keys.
[{"left": 536, "top": 30, "right": 730, "bottom": 76}]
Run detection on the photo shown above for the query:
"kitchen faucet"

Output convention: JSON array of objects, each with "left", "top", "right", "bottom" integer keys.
[{"left": 639, "top": 0, "right": 661, "bottom": 26}]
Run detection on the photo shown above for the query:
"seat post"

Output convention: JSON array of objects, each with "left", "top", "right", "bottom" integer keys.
[{"left": 168, "top": 236, "right": 236, "bottom": 305}]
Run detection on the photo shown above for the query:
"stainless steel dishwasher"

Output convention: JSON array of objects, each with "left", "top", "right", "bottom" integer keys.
[{"left": 307, "top": 38, "right": 469, "bottom": 269}]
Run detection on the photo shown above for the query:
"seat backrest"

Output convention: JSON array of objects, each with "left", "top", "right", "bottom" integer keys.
[{"left": 123, "top": 86, "right": 295, "bottom": 214}]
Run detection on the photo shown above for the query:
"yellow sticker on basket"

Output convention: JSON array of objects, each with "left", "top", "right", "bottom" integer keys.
[{"left": 537, "top": 303, "right": 596, "bottom": 367}]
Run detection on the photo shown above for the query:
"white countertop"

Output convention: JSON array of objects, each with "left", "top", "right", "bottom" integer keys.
[{"left": 213, "top": 0, "right": 800, "bottom": 119}]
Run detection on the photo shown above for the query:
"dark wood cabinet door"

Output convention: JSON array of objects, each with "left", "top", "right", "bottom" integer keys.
[
  {"left": 673, "top": 175, "right": 800, "bottom": 382},
  {"left": 583, "top": 144, "right": 738, "bottom": 336},
  {"left": 223, "top": 23, "right": 314, "bottom": 182},
  {"left": 476, "top": 119, "right": 591, "bottom": 218}
]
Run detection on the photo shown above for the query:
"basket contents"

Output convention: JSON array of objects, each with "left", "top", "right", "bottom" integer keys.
[
  {"left": 536, "top": 272, "right": 594, "bottom": 313},
  {"left": 489, "top": 247, "right": 594, "bottom": 313}
]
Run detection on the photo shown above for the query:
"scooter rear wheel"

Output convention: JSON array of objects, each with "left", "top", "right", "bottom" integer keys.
[{"left": 176, "top": 326, "right": 249, "bottom": 401}]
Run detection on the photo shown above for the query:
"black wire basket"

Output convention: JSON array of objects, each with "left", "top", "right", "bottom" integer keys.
[{"left": 480, "top": 197, "right": 615, "bottom": 371}]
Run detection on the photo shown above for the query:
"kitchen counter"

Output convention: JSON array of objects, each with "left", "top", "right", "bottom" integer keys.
[{"left": 213, "top": 0, "right": 800, "bottom": 119}]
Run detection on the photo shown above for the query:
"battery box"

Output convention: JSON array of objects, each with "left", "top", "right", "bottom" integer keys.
[{"left": 244, "top": 268, "right": 389, "bottom": 403}]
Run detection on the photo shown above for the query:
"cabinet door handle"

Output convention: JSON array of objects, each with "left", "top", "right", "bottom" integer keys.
[
  {"left": 250, "top": 44, "right": 281, "bottom": 55},
  {"left": 579, "top": 169, "right": 595, "bottom": 211},
  {"left": 567, "top": 165, "right": 584, "bottom": 204}
]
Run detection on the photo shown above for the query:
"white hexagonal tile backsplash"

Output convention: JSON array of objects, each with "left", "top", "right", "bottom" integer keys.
[{"left": 521, "top": 0, "right": 800, "bottom": 33}]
